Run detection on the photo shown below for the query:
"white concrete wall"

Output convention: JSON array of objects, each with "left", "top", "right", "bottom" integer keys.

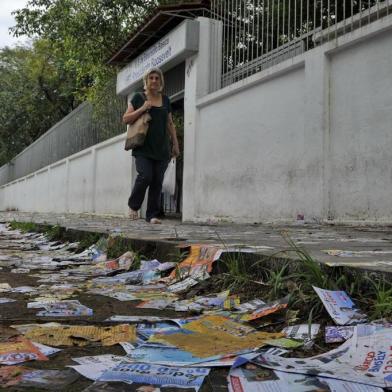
[
  {"left": 182, "top": 14, "right": 392, "bottom": 224},
  {"left": 0, "top": 134, "right": 133, "bottom": 216},
  {"left": 328, "top": 31, "right": 392, "bottom": 222},
  {"left": 195, "top": 67, "right": 307, "bottom": 222}
]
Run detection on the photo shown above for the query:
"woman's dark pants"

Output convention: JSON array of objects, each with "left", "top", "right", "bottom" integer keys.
[{"left": 128, "top": 157, "right": 168, "bottom": 222}]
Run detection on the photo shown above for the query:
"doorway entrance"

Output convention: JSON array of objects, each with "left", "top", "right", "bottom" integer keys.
[{"left": 160, "top": 62, "right": 185, "bottom": 219}]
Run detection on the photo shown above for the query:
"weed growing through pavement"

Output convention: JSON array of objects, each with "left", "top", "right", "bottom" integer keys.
[
  {"left": 213, "top": 231, "right": 254, "bottom": 291},
  {"left": 168, "top": 247, "right": 189, "bottom": 265},
  {"left": 367, "top": 278, "right": 392, "bottom": 319},
  {"left": 221, "top": 251, "right": 252, "bottom": 291},
  {"left": 45, "top": 224, "right": 63, "bottom": 241},
  {"left": 77, "top": 232, "right": 103, "bottom": 252},
  {"left": 282, "top": 233, "right": 332, "bottom": 290},
  {"left": 264, "top": 262, "right": 292, "bottom": 300},
  {"left": 9, "top": 220, "right": 38, "bottom": 233}
]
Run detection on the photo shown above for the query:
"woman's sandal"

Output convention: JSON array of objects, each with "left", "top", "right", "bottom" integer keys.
[
  {"left": 128, "top": 208, "right": 139, "bottom": 220},
  {"left": 149, "top": 218, "right": 162, "bottom": 224}
]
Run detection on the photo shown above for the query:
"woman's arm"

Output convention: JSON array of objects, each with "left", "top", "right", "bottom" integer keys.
[
  {"left": 167, "top": 113, "right": 180, "bottom": 158},
  {"left": 122, "top": 100, "right": 151, "bottom": 124}
]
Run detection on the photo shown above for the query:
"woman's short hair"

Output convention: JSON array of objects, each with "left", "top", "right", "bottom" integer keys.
[{"left": 143, "top": 67, "right": 164, "bottom": 92}]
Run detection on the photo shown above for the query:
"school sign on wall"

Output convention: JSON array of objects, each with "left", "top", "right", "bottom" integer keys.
[{"left": 117, "top": 19, "right": 200, "bottom": 96}]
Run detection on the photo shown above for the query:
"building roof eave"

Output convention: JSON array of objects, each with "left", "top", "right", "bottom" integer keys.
[{"left": 107, "top": 1, "right": 211, "bottom": 66}]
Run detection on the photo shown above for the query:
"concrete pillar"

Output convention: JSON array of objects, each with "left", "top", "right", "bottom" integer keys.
[
  {"left": 91, "top": 148, "right": 97, "bottom": 213},
  {"left": 65, "top": 159, "right": 70, "bottom": 213},
  {"left": 182, "top": 17, "right": 222, "bottom": 221},
  {"left": 302, "top": 47, "right": 331, "bottom": 222}
]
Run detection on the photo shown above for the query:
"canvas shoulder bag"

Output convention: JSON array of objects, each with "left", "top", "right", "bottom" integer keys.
[{"left": 124, "top": 93, "right": 151, "bottom": 151}]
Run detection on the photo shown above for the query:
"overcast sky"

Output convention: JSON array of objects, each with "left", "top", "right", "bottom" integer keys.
[{"left": 0, "top": 0, "right": 29, "bottom": 48}]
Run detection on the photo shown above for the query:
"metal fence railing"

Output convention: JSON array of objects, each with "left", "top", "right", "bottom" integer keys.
[
  {"left": 0, "top": 87, "right": 127, "bottom": 186},
  {"left": 211, "top": 0, "right": 391, "bottom": 88}
]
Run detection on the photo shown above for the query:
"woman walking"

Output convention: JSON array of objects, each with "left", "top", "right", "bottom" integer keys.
[{"left": 123, "top": 68, "right": 180, "bottom": 224}]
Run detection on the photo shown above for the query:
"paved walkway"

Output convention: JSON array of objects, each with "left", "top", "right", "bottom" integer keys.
[{"left": 1, "top": 211, "right": 392, "bottom": 273}]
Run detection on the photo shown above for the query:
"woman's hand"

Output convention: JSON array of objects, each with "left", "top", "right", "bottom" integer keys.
[
  {"left": 172, "top": 142, "right": 180, "bottom": 158},
  {"left": 141, "top": 100, "right": 152, "bottom": 112}
]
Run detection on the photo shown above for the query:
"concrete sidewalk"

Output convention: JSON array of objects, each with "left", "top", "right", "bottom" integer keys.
[{"left": 1, "top": 211, "right": 392, "bottom": 273}]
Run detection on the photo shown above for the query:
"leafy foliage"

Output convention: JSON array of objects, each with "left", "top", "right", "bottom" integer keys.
[
  {"left": 10, "top": 0, "right": 159, "bottom": 99},
  {"left": 0, "top": 40, "right": 78, "bottom": 164},
  {"left": 0, "top": 0, "right": 160, "bottom": 164}
]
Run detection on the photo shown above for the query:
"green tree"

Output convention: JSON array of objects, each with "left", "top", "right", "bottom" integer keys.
[
  {"left": 0, "top": 40, "right": 79, "bottom": 164},
  {"left": 0, "top": 0, "right": 163, "bottom": 164},
  {"left": 11, "top": 0, "right": 158, "bottom": 101}
]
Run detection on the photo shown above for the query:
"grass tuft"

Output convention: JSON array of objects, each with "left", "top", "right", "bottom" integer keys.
[{"left": 9, "top": 220, "right": 38, "bottom": 233}]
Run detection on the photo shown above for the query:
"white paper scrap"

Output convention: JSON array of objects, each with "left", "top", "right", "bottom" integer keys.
[{"left": 313, "top": 286, "right": 366, "bottom": 325}]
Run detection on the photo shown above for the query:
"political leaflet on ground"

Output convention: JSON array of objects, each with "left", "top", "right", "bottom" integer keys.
[
  {"left": 124, "top": 344, "right": 243, "bottom": 367},
  {"left": 150, "top": 315, "right": 283, "bottom": 358},
  {"left": 136, "top": 298, "right": 176, "bottom": 310},
  {"left": 240, "top": 297, "right": 289, "bottom": 321},
  {"left": 251, "top": 326, "right": 392, "bottom": 388},
  {"left": 167, "top": 269, "right": 210, "bottom": 293},
  {"left": 69, "top": 354, "right": 133, "bottom": 381},
  {"left": 169, "top": 244, "right": 222, "bottom": 280},
  {"left": 14, "top": 369, "right": 79, "bottom": 389},
  {"left": 325, "top": 326, "right": 355, "bottom": 343},
  {"left": 98, "top": 362, "right": 210, "bottom": 391},
  {"left": 282, "top": 324, "right": 320, "bottom": 341},
  {"left": 263, "top": 337, "right": 303, "bottom": 349},
  {"left": 228, "top": 367, "right": 384, "bottom": 392},
  {"left": 0, "top": 366, "right": 79, "bottom": 389},
  {"left": 25, "top": 324, "right": 136, "bottom": 347},
  {"left": 105, "top": 315, "right": 184, "bottom": 324},
  {"left": 31, "top": 342, "right": 61, "bottom": 357},
  {"left": 173, "top": 290, "right": 229, "bottom": 312},
  {"left": 136, "top": 322, "right": 182, "bottom": 339},
  {"left": 235, "top": 298, "right": 266, "bottom": 313},
  {"left": 0, "top": 297, "right": 16, "bottom": 304},
  {"left": 313, "top": 286, "right": 367, "bottom": 325},
  {"left": 0, "top": 337, "right": 48, "bottom": 365},
  {"left": 31, "top": 300, "right": 93, "bottom": 317}
]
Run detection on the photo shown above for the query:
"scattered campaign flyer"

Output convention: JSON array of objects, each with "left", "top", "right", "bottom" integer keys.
[
  {"left": 105, "top": 315, "right": 188, "bottom": 326},
  {"left": 228, "top": 367, "right": 384, "bottom": 392},
  {"left": 136, "top": 322, "right": 181, "bottom": 339},
  {"left": 0, "top": 297, "right": 16, "bottom": 304},
  {"left": 325, "top": 326, "right": 355, "bottom": 343},
  {"left": 167, "top": 272, "right": 210, "bottom": 293},
  {"left": 240, "top": 297, "right": 289, "bottom": 321},
  {"left": 125, "top": 344, "right": 211, "bottom": 366},
  {"left": 140, "top": 259, "right": 175, "bottom": 272},
  {"left": 325, "top": 324, "right": 388, "bottom": 343},
  {"left": 235, "top": 298, "right": 266, "bottom": 313},
  {"left": 252, "top": 326, "right": 392, "bottom": 388},
  {"left": 0, "top": 337, "right": 48, "bottom": 365},
  {"left": 283, "top": 324, "right": 320, "bottom": 340},
  {"left": 31, "top": 342, "right": 61, "bottom": 357},
  {"left": 313, "top": 286, "right": 367, "bottom": 325},
  {"left": 136, "top": 298, "right": 175, "bottom": 310},
  {"left": 99, "top": 362, "right": 210, "bottom": 390},
  {"left": 69, "top": 354, "right": 133, "bottom": 381},
  {"left": 123, "top": 344, "right": 242, "bottom": 367},
  {"left": 0, "top": 283, "right": 12, "bottom": 292},
  {"left": 169, "top": 244, "right": 222, "bottom": 280},
  {"left": 17, "top": 369, "right": 79, "bottom": 389},
  {"left": 173, "top": 291, "right": 229, "bottom": 312},
  {"left": 34, "top": 300, "right": 93, "bottom": 317}
]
